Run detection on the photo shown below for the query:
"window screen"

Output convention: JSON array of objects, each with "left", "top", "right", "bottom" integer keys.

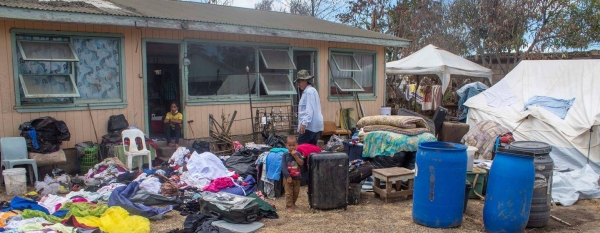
[
  {"left": 331, "top": 77, "right": 364, "bottom": 92},
  {"left": 260, "top": 49, "right": 296, "bottom": 70},
  {"left": 19, "top": 74, "right": 80, "bottom": 98},
  {"left": 17, "top": 40, "right": 78, "bottom": 61},
  {"left": 331, "top": 53, "right": 361, "bottom": 72},
  {"left": 260, "top": 73, "right": 296, "bottom": 95}
]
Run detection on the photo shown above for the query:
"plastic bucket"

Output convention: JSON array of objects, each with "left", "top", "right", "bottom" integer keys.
[
  {"left": 380, "top": 107, "right": 392, "bottom": 115},
  {"left": 3, "top": 168, "right": 27, "bottom": 196},
  {"left": 466, "top": 146, "right": 478, "bottom": 172}
]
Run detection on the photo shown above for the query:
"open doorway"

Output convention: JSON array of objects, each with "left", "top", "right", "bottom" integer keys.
[{"left": 146, "top": 42, "right": 181, "bottom": 139}]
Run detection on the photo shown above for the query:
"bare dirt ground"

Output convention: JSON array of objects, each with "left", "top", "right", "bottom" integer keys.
[
  {"left": 150, "top": 186, "right": 600, "bottom": 233},
  {"left": 1, "top": 186, "right": 597, "bottom": 232}
]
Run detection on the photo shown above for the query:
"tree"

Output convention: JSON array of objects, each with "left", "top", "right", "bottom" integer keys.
[
  {"left": 194, "top": 0, "right": 233, "bottom": 5},
  {"left": 255, "top": 0, "right": 276, "bottom": 11},
  {"left": 279, "top": 0, "right": 343, "bottom": 20},
  {"left": 450, "top": 0, "right": 600, "bottom": 74}
]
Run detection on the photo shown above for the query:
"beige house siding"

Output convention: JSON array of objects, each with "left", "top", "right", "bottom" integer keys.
[{"left": 0, "top": 19, "right": 385, "bottom": 148}]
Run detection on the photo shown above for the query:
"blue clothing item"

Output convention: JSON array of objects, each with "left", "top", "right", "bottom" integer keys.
[
  {"left": 266, "top": 149, "right": 288, "bottom": 181},
  {"left": 28, "top": 129, "right": 39, "bottom": 150},
  {"left": 522, "top": 96, "right": 575, "bottom": 119},
  {"left": 298, "top": 85, "right": 324, "bottom": 133},
  {"left": 457, "top": 82, "right": 488, "bottom": 121},
  {"left": 108, "top": 181, "right": 173, "bottom": 219},
  {"left": 2, "top": 196, "right": 48, "bottom": 214},
  {"left": 220, "top": 175, "right": 257, "bottom": 196}
]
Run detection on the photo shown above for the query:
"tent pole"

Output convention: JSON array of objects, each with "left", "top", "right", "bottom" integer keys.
[{"left": 588, "top": 127, "right": 593, "bottom": 164}]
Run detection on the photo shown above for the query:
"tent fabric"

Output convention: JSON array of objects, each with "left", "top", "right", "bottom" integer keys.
[
  {"left": 385, "top": 44, "right": 493, "bottom": 93},
  {"left": 464, "top": 60, "right": 600, "bottom": 173}
]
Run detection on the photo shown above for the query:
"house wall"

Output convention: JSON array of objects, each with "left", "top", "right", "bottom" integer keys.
[{"left": 0, "top": 19, "right": 385, "bottom": 148}]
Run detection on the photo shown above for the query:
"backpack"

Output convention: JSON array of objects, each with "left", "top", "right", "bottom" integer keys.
[{"left": 107, "top": 114, "right": 129, "bottom": 132}]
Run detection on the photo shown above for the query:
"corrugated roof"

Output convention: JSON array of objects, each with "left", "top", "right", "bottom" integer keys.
[{"left": 0, "top": 0, "right": 408, "bottom": 43}]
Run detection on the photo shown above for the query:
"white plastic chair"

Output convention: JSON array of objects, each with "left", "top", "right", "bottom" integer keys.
[
  {"left": 1, "top": 137, "right": 38, "bottom": 182},
  {"left": 121, "top": 129, "right": 152, "bottom": 171}
]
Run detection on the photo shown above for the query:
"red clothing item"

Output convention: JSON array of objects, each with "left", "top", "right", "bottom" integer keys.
[
  {"left": 203, "top": 177, "right": 235, "bottom": 192},
  {"left": 61, "top": 216, "right": 96, "bottom": 230},
  {"left": 296, "top": 144, "right": 322, "bottom": 157}
]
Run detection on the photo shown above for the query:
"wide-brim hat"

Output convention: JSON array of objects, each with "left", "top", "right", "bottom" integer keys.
[{"left": 294, "top": 69, "right": 313, "bottom": 82}]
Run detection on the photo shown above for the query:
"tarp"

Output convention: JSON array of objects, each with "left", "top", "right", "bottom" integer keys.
[
  {"left": 386, "top": 44, "right": 493, "bottom": 93},
  {"left": 464, "top": 60, "right": 600, "bottom": 173}
]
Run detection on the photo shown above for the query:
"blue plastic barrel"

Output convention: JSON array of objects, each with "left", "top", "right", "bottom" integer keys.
[
  {"left": 413, "top": 142, "right": 468, "bottom": 228},
  {"left": 483, "top": 147, "right": 535, "bottom": 233}
]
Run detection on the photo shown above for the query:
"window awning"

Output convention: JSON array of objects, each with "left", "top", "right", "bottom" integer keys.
[{"left": 17, "top": 40, "right": 79, "bottom": 62}]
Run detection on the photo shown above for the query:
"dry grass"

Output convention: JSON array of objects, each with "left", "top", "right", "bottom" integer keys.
[{"left": 0, "top": 185, "right": 597, "bottom": 233}]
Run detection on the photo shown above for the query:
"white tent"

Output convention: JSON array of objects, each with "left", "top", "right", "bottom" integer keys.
[
  {"left": 465, "top": 60, "right": 600, "bottom": 173},
  {"left": 386, "top": 44, "right": 493, "bottom": 93}
]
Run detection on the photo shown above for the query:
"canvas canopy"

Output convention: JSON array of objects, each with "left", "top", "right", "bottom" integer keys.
[
  {"left": 386, "top": 44, "right": 493, "bottom": 93},
  {"left": 464, "top": 60, "right": 600, "bottom": 173}
]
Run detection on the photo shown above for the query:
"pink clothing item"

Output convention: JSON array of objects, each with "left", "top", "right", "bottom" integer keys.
[
  {"left": 202, "top": 177, "right": 235, "bottom": 192},
  {"left": 71, "top": 198, "right": 89, "bottom": 203},
  {"left": 233, "top": 141, "right": 243, "bottom": 152},
  {"left": 296, "top": 144, "right": 322, "bottom": 157}
]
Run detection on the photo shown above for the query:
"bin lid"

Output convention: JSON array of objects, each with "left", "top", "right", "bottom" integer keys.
[{"left": 508, "top": 141, "right": 552, "bottom": 154}]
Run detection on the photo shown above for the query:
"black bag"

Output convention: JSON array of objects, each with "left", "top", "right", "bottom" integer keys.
[
  {"left": 192, "top": 140, "right": 211, "bottom": 154},
  {"left": 343, "top": 140, "right": 364, "bottom": 161},
  {"left": 107, "top": 114, "right": 129, "bottom": 132},
  {"left": 201, "top": 201, "right": 261, "bottom": 224},
  {"left": 225, "top": 149, "right": 258, "bottom": 179},
  {"left": 308, "top": 152, "right": 348, "bottom": 210},
  {"left": 54, "top": 120, "right": 71, "bottom": 141},
  {"left": 349, "top": 161, "right": 373, "bottom": 184}
]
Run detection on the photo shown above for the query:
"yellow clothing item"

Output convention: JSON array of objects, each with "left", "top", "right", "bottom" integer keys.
[
  {"left": 76, "top": 206, "right": 150, "bottom": 233},
  {"left": 165, "top": 111, "right": 183, "bottom": 129}
]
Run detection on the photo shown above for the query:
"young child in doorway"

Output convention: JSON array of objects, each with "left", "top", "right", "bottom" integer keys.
[
  {"left": 163, "top": 102, "right": 183, "bottom": 147},
  {"left": 281, "top": 135, "right": 305, "bottom": 210}
]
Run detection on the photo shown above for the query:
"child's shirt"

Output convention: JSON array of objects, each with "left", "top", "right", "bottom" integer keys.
[{"left": 281, "top": 152, "right": 305, "bottom": 180}]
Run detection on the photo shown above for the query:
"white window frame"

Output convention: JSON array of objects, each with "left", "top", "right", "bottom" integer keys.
[{"left": 17, "top": 40, "right": 79, "bottom": 62}]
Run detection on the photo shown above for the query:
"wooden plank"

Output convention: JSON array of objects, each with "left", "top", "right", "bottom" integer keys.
[{"left": 0, "top": 20, "right": 8, "bottom": 135}]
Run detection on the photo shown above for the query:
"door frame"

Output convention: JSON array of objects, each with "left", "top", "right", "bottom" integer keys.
[{"left": 142, "top": 39, "right": 185, "bottom": 138}]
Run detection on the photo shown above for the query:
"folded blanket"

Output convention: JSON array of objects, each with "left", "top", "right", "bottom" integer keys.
[
  {"left": 362, "top": 131, "right": 437, "bottom": 158},
  {"left": 461, "top": 120, "right": 510, "bottom": 160},
  {"left": 357, "top": 115, "right": 429, "bottom": 130},
  {"left": 363, "top": 125, "right": 430, "bottom": 136}
]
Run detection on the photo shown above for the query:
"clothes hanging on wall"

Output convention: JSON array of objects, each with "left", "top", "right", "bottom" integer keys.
[
  {"left": 422, "top": 85, "right": 433, "bottom": 111},
  {"left": 405, "top": 84, "right": 417, "bottom": 101}
]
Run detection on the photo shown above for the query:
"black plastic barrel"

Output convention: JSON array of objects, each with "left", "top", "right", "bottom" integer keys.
[{"left": 508, "top": 141, "right": 554, "bottom": 228}]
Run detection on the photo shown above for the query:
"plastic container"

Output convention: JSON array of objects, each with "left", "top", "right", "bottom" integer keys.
[
  {"left": 80, "top": 146, "right": 99, "bottom": 172},
  {"left": 380, "top": 107, "right": 391, "bottom": 115},
  {"left": 466, "top": 146, "right": 478, "bottom": 172},
  {"left": 151, "top": 116, "right": 164, "bottom": 134},
  {"left": 508, "top": 141, "right": 554, "bottom": 228},
  {"left": 466, "top": 167, "right": 487, "bottom": 199},
  {"left": 3, "top": 168, "right": 27, "bottom": 196},
  {"left": 483, "top": 147, "right": 535, "bottom": 233},
  {"left": 413, "top": 142, "right": 468, "bottom": 228}
]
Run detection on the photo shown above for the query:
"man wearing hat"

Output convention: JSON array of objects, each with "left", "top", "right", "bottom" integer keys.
[{"left": 295, "top": 70, "right": 324, "bottom": 145}]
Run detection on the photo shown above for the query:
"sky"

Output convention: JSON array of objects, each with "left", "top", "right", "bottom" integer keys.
[{"left": 185, "top": 0, "right": 284, "bottom": 9}]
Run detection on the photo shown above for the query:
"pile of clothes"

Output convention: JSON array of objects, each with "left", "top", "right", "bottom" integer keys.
[{"left": 0, "top": 142, "right": 282, "bottom": 233}]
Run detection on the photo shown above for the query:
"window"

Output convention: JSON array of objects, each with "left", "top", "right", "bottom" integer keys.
[
  {"left": 186, "top": 42, "right": 297, "bottom": 101},
  {"left": 18, "top": 40, "right": 78, "bottom": 61},
  {"left": 329, "top": 51, "right": 376, "bottom": 96},
  {"left": 13, "top": 32, "right": 124, "bottom": 110}
]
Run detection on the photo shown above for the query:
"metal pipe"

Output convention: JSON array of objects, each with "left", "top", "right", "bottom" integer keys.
[{"left": 246, "top": 66, "right": 256, "bottom": 141}]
